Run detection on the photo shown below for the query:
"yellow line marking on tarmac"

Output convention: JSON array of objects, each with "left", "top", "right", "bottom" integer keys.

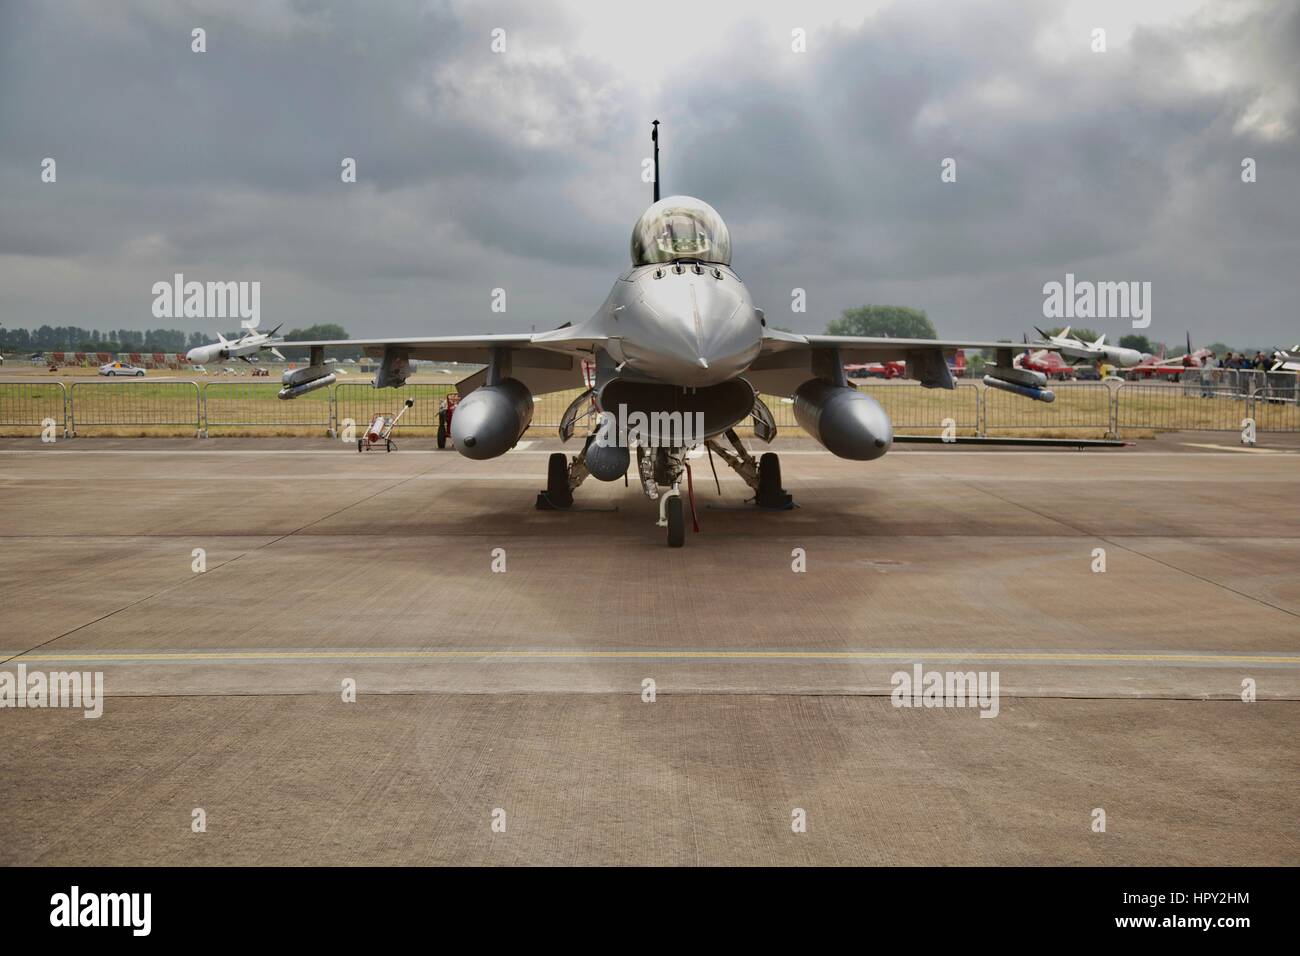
[{"left": 11, "top": 650, "right": 1300, "bottom": 664}]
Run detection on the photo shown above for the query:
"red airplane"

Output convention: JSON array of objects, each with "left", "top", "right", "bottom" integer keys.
[
  {"left": 1124, "top": 333, "right": 1213, "bottom": 380},
  {"left": 846, "top": 349, "right": 966, "bottom": 379},
  {"left": 1014, "top": 342, "right": 1077, "bottom": 380}
]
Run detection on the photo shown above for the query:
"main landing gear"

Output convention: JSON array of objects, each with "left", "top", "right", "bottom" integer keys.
[
  {"left": 706, "top": 429, "right": 793, "bottom": 510},
  {"left": 536, "top": 427, "right": 792, "bottom": 547}
]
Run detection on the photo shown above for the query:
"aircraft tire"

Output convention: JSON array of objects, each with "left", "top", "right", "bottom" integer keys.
[
  {"left": 757, "top": 452, "right": 782, "bottom": 503},
  {"left": 546, "top": 452, "right": 572, "bottom": 509},
  {"left": 666, "top": 496, "right": 685, "bottom": 548}
]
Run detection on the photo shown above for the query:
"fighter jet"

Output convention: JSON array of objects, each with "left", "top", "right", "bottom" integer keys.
[
  {"left": 186, "top": 325, "right": 285, "bottom": 365},
  {"left": 255, "top": 123, "right": 1067, "bottom": 547},
  {"left": 1270, "top": 346, "right": 1300, "bottom": 372},
  {"left": 1032, "top": 326, "right": 1142, "bottom": 368}
]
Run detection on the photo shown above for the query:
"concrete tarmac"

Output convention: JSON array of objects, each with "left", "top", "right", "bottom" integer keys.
[{"left": 1, "top": 432, "right": 1297, "bottom": 865}]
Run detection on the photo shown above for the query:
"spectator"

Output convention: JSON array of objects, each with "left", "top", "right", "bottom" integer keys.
[{"left": 1200, "top": 351, "right": 1218, "bottom": 397}]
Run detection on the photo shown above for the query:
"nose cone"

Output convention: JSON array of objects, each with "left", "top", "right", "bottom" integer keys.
[
  {"left": 624, "top": 269, "right": 762, "bottom": 386},
  {"left": 1116, "top": 349, "right": 1141, "bottom": 368}
]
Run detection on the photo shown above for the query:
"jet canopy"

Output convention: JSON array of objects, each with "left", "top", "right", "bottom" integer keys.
[{"left": 630, "top": 195, "right": 732, "bottom": 267}]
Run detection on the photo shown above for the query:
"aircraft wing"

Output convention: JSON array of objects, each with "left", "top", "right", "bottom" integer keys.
[
  {"left": 748, "top": 332, "right": 1055, "bottom": 396},
  {"left": 267, "top": 330, "right": 606, "bottom": 397}
]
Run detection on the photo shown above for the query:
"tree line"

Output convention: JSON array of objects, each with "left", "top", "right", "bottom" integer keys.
[{"left": 0, "top": 323, "right": 358, "bottom": 358}]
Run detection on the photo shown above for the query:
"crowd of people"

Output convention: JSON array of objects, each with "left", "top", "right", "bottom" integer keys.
[{"left": 1203, "top": 351, "right": 1272, "bottom": 370}]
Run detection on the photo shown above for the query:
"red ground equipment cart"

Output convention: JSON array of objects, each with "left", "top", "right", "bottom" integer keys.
[{"left": 358, "top": 398, "right": 415, "bottom": 453}]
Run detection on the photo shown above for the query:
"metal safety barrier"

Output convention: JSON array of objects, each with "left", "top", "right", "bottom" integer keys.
[
  {"left": 1117, "top": 383, "right": 1253, "bottom": 433},
  {"left": 981, "top": 381, "right": 1116, "bottom": 435},
  {"left": 202, "top": 381, "right": 333, "bottom": 435},
  {"left": 1248, "top": 387, "right": 1300, "bottom": 433},
  {"left": 68, "top": 380, "right": 201, "bottom": 436},
  {"left": 3, "top": 371, "right": 1298, "bottom": 440},
  {"left": 0, "top": 380, "right": 68, "bottom": 436},
  {"left": 863, "top": 381, "right": 981, "bottom": 434},
  {"left": 334, "top": 382, "right": 451, "bottom": 434},
  {"left": 530, "top": 389, "right": 585, "bottom": 428}
]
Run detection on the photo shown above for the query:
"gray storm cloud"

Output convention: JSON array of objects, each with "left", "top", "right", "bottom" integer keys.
[{"left": 0, "top": 0, "right": 1295, "bottom": 346}]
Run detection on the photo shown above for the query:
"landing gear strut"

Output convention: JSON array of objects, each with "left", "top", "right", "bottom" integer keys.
[
  {"left": 706, "top": 429, "right": 793, "bottom": 509},
  {"left": 536, "top": 444, "right": 593, "bottom": 511},
  {"left": 538, "top": 427, "right": 789, "bottom": 546}
]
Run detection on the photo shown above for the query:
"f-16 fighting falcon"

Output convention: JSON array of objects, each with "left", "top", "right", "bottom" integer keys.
[{"left": 206, "top": 123, "right": 1066, "bottom": 547}]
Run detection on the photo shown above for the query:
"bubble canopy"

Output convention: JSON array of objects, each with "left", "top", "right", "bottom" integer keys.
[{"left": 630, "top": 195, "right": 732, "bottom": 267}]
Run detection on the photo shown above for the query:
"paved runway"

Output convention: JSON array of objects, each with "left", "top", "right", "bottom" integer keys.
[{"left": 1, "top": 432, "right": 1297, "bottom": 864}]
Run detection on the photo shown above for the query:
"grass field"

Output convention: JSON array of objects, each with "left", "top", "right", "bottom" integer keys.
[{"left": 1, "top": 367, "right": 1296, "bottom": 439}]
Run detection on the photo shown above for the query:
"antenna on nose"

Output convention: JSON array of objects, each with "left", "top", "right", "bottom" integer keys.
[{"left": 651, "top": 120, "right": 660, "bottom": 203}]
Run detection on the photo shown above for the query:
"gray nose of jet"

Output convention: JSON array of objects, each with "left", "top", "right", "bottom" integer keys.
[{"left": 630, "top": 269, "right": 762, "bottom": 385}]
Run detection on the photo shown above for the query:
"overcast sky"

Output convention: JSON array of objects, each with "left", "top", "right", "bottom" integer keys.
[{"left": 1, "top": 0, "right": 1296, "bottom": 348}]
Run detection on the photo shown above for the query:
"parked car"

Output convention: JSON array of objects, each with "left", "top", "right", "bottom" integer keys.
[{"left": 99, "top": 361, "right": 146, "bottom": 377}]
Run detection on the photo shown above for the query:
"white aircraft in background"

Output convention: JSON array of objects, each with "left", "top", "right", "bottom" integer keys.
[
  {"left": 1032, "top": 326, "right": 1142, "bottom": 368},
  {"left": 1270, "top": 345, "right": 1300, "bottom": 372},
  {"left": 186, "top": 325, "right": 285, "bottom": 365}
]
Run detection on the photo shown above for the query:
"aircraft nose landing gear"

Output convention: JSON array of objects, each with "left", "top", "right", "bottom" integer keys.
[{"left": 659, "top": 489, "right": 685, "bottom": 548}]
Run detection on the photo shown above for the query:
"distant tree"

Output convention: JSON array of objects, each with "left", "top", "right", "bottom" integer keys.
[
  {"left": 827, "top": 306, "right": 936, "bottom": 339},
  {"left": 1119, "top": 334, "right": 1152, "bottom": 354},
  {"left": 1206, "top": 342, "right": 1231, "bottom": 356},
  {"left": 281, "top": 324, "right": 356, "bottom": 360}
]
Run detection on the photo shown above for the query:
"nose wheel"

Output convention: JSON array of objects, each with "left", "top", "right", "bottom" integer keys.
[{"left": 657, "top": 488, "right": 686, "bottom": 548}]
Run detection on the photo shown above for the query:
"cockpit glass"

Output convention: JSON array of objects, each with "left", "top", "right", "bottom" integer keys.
[{"left": 630, "top": 195, "right": 731, "bottom": 266}]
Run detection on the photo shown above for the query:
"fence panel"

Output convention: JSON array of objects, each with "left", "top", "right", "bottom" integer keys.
[
  {"left": 203, "top": 381, "right": 332, "bottom": 433},
  {"left": 1117, "top": 383, "right": 1250, "bottom": 433},
  {"left": 982, "top": 381, "right": 1113, "bottom": 434},
  {"left": 334, "top": 382, "right": 449, "bottom": 433},
  {"left": 69, "top": 380, "right": 200, "bottom": 435},
  {"left": 1253, "top": 387, "right": 1300, "bottom": 433},
  {"left": 531, "top": 388, "right": 587, "bottom": 429},
  {"left": 859, "top": 381, "right": 981, "bottom": 434},
  {"left": 0, "top": 381, "right": 67, "bottom": 435},
  {"left": 1178, "top": 368, "right": 1270, "bottom": 397}
]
